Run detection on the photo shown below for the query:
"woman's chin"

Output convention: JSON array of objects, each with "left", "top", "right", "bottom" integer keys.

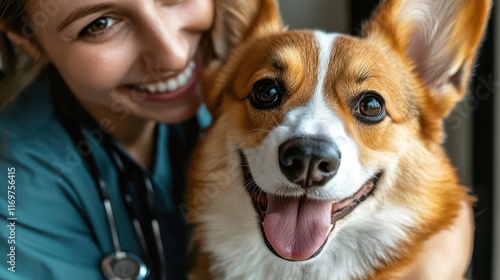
[{"left": 149, "top": 95, "right": 203, "bottom": 124}]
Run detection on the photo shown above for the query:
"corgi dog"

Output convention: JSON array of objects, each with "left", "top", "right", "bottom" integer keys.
[{"left": 186, "top": 0, "right": 491, "bottom": 278}]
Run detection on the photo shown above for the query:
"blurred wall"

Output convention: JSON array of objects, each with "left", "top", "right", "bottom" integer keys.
[{"left": 277, "top": 0, "right": 350, "bottom": 33}]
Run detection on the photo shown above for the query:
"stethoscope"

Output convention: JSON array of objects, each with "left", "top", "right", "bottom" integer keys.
[
  {"left": 48, "top": 65, "right": 168, "bottom": 280},
  {"left": 84, "top": 129, "right": 165, "bottom": 280}
]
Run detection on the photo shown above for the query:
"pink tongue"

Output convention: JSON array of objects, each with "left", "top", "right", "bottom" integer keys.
[{"left": 263, "top": 195, "right": 332, "bottom": 261}]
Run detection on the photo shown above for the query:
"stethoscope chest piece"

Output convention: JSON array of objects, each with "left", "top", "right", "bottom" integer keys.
[{"left": 101, "top": 251, "right": 149, "bottom": 280}]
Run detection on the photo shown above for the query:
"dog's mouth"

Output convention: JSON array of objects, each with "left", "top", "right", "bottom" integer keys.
[{"left": 240, "top": 152, "right": 378, "bottom": 262}]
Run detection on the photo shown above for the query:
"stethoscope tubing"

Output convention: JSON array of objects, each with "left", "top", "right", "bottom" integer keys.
[{"left": 53, "top": 96, "right": 166, "bottom": 280}]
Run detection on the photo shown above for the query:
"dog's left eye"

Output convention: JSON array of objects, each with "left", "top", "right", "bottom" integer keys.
[
  {"left": 355, "top": 93, "right": 386, "bottom": 124},
  {"left": 250, "top": 79, "right": 282, "bottom": 109}
]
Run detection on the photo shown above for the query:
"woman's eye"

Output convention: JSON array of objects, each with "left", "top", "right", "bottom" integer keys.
[
  {"left": 355, "top": 93, "right": 386, "bottom": 124},
  {"left": 79, "top": 17, "right": 116, "bottom": 37},
  {"left": 250, "top": 79, "right": 283, "bottom": 110}
]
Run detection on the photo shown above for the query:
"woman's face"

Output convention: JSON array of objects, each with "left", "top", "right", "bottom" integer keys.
[{"left": 32, "top": 0, "right": 213, "bottom": 124}]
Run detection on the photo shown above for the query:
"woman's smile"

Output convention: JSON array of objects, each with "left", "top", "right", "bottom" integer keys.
[
  {"left": 136, "top": 60, "right": 196, "bottom": 94},
  {"left": 121, "top": 60, "right": 199, "bottom": 103}
]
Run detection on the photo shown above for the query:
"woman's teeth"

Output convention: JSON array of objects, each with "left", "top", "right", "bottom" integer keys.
[{"left": 138, "top": 61, "right": 195, "bottom": 94}]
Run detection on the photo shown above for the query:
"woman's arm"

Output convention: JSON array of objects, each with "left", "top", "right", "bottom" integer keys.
[{"left": 398, "top": 201, "right": 474, "bottom": 280}]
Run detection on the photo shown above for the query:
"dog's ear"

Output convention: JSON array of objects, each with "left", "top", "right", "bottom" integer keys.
[
  {"left": 201, "top": 0, "right": 283, "bottom": 114},
  {"left": 363, "top": 0, "right": 491, "bottom": 120}
]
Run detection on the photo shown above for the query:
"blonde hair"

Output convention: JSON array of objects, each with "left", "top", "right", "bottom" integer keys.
[{"left": 0, "top": 0, "right": 45, "bottom": 108}]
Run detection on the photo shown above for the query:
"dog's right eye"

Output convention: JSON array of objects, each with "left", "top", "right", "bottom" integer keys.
[
  {"left": 250, "top": 79, "right": 282, "bottom": 109},
  {"left": 354, "top": 92, "right": 386, "bottom": 124}
]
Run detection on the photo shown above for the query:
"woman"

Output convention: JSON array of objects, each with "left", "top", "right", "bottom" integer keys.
[
  {"left": 0, "top": 0, "right": 474, "bottom": 279},
  {"left": 1, "top": 0, "right": 212, "bottom": 279}
]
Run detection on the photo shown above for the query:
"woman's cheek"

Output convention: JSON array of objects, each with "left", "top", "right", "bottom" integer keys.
[{"left": 62, "top": 47, "right": 134, "bottom": 97}]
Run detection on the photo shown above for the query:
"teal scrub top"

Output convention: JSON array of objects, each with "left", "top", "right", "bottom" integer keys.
[{"left": 0, "top": 77, "right": 211, "bottom": 280}]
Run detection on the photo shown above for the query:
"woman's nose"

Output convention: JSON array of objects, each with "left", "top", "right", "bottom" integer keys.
[{"left": 139, "top": 16, "right": 190, "bottom": 73}]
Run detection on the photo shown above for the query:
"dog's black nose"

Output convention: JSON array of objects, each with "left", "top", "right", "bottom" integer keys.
[{"left": 279, "top": 138, "right": 341, "bottom": 188}]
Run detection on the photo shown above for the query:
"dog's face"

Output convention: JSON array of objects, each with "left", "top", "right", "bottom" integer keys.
[
  {"left": 189, "top": 0, "right": 490, "bottom": 278},
  {"left": 227, "top": 32, "right": 418, "bottom": 261}
]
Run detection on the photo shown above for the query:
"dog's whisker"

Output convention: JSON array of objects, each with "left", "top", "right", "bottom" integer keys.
[
  {"left": 243, "top": 128, "right": 272, "bottom": 137},
  {"left": 270, "top": 114, "right": 280, "bottom": 127},
  {"left": 222, "top": 172, "right": 247, "bottom": 201}
]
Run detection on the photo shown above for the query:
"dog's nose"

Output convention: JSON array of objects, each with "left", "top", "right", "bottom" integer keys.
[{"left": 279, "top": 138, "right": 341, "bottom": 188}]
